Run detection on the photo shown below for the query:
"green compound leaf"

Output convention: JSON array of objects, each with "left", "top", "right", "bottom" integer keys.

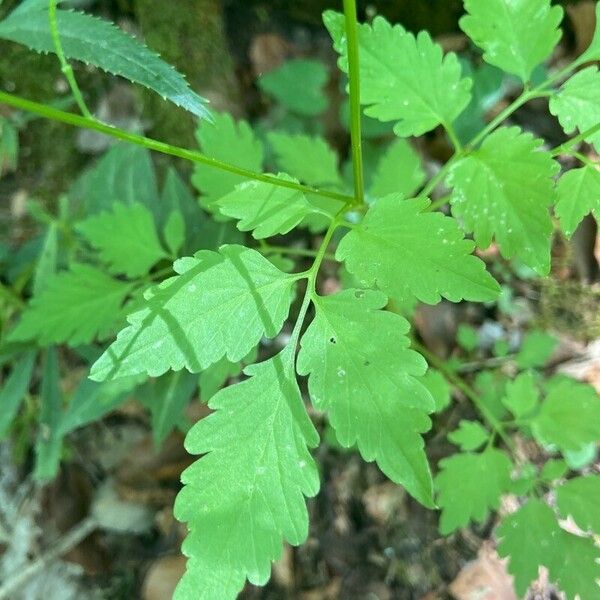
[
  {"left": 174, "top": 352, "right": 319, "bottom": 600},
  {"left": 550, "top": 67, "right": 600, "bottom": 153},
  {"left": 0, "top": 5, "right": 209, "bottom": 120},
  {"left": 163, "top": 210, "right": 186, "bottom": 257},
  {"left": 516, "top": 329, "right": 557, "bottom": 369},
  {"left": 368, "top": 138, "right": 425, "bottom": 201},
  {"left": 420, "top": 369, "right": 451, "bottom": 413},
  {"left": 435, "top": 448, "right": 512, "bottom": 534},
  {"left": 530, "top": 379, "right": 600, "bottom": 453},
  {"left": 75, "top": 144, "right": 161, "bottom": 222},
  {"left": 0, "top": 352, "right": 36, "bottom": 439},
  {"left": 556, "top": 475, "right": 600, "bottom": 534},
  {"left": 447, "top": 420, "right": 489, "bottom": 451},
  {"left": 324, "top": 11, "right": 471, "bottom": 137},
  {"left": 456, "top": 324, "right": 478, "bottom": 352},
  {"left": 192, "top": 113, "right": 264, "bottom": 208},
  {"left": 540, "top": 458, "right": 568, "bottom": 482},
  {"left": 501, "top": 371, "right": 540, "bottom": 419},
  {"left": 90, "top": 246, "right": 297, "bottom": 380},
  {"left": 336, "top": 196, "right": 500, "bottom": 304},
  {"left": 216, "top": 175, "right": 314, "bottom": 239},
  {"left": 34, "top": 347, "right": 63, "bottom": 481},
  {"left": 460, "top": 0, "right": 563, "bottom": 83},
  {"left": 551, "top": 532, "right": 600, "bottom": 600},
  {"left": 297, "top": 289, "right": 435, "bottom": 507},
  {"left": 556, "top": 166, "right": 600, "bottom": 238},
  {"left": 267, "top": 133, "right": 344, "bottom": 189},
  {"left": 258, "top": 59, "right": 329, "bottom": 117},
  {"left": 447, "top": 126, "right": 559, "bottom": 275},
  {"left": 143, "top": 371, "right": 198, "bottom": 447},
  {"left": 9, "top": 264, "right": 133, "bottom": 346},
  {"left": 77, "top": 203, "right": 168, "bottom": 278},
  {"left": 0, "top": 116, "right": 18, "bottom": 175},
  {"left": 198, "top": 348, "right": 257, "bottom": 403},
  {"left": 497, "top": 499, "right": 562, "bottom": 596},
  {"left": 498, "top": 499, "right": 600, "bottom": 599}
]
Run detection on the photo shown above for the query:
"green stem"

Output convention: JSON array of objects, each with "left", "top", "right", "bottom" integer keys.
[
  {"left": 420, "top": 65, "right": 576, "bottom": 199},
  {"left": 412, "top": 340, "right": 516, "bottom": 452},
  {"left": 571, "top": 150, "right": 598, "bottom": 169},
  {"left": 287, "top": 210, "right": 346, "bottom": 365},
  {"left": 419, "top": 154, "right": 460, "bottom": 199},
  {"left": 0, "top": 91, "right": 353, "bottom": 205},
  {"left": 261, "top": 244, "right": 337, "bottom": 262},
  {"left": 48, "top": 0, "right": 93, "bottom": 119},
  {"left": 551, "top": 122, "right": 600, "bottom": 156},
  {"left": 444, "top": 121, "right": 463, "bottom": 153},
  {"left": 343, "top": 0, "right": 365, "bottom": 205},
  {"left": 427, "top": 194, "right": 452, "bottom": 212}
]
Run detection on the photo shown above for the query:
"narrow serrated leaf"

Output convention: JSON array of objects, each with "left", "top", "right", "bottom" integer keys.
[{"left": 0, "top": 6, "right": 209, "bottom": 119}]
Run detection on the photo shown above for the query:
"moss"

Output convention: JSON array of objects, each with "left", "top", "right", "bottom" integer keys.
[
  {"left": 134, "top": 0, "right": 239, "bottom": 150},
  {"left": 538, "top": 279, "right": 600, "bottom": 340},
  {"left": 0, "top": 42, "right": 88, "bottom": 201}
]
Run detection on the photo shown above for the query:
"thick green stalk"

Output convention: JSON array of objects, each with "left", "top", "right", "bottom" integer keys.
[
  {"left": 0, "top": 91, "right": 353, "bottom": 205},
  {"left": 48, "top": 0, "right": 93, "bottom": 119},
  {"left": 342, "top": 0, "right": 365, "bottom": 205}
]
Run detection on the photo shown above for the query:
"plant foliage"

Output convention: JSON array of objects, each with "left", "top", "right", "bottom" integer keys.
[{"left": 0, "top": 0, "right": 600, "bottom": 599}]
